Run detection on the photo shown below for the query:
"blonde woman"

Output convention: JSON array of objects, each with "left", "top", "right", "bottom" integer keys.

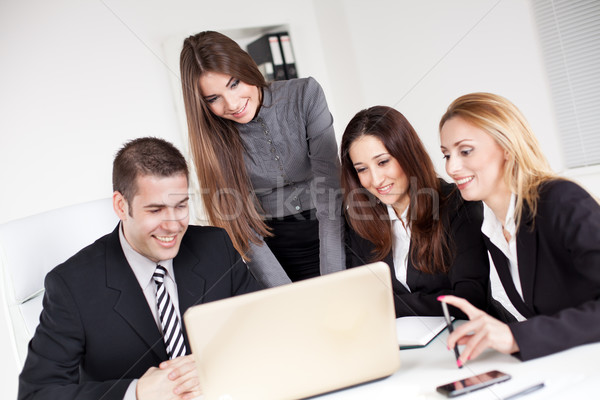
[{"left": 439, "top": 92, "right": 600, "bottom": 363}]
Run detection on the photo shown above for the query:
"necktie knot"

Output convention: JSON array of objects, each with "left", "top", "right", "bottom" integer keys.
[{"left": 153, "top": 265, "right": 167, "bottom": 285}]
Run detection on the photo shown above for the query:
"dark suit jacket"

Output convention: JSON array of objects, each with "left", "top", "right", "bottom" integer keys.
[
  {"left": 18, "top": 224, "right": 262, "bottom": 400},
  {"left": 484, "top": 180, "right": 600, "bottom": 361},
  {"left": 346, "top": 180, "right": 489, "bottom": 318}
]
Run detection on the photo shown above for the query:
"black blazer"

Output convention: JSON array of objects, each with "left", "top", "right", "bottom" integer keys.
[
  {"left": 346, "top": 180, "right": 489, "bottom": 318},
  {"left": 18, "top": 225, "right": 262, "bottom": 400},
  {"left": 485, "top": 180, "right": 600, "bottom": 361}
]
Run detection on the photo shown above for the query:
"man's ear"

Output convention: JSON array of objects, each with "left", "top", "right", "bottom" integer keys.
[{"left": 113, "top": 191, "right": 129, "bottom": 221}]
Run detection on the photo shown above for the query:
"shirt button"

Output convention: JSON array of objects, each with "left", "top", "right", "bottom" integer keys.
[
  {"left": 275, "top": 156, "right": 279, "bottom": 160},
  {"left": 295, "top": 206, "right": 300, "bottom": 210}
]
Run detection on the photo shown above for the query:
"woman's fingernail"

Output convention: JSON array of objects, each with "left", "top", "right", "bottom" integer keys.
[
  {"left": 457, "top": 359, "right": 463, "bottom": 368},
  {"left": 437, "top": 295, "right": 446, "bottom": 301}
]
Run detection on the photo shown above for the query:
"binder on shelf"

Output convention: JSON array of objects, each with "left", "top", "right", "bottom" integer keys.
[
  {"left": 247, "top": 32, "right": 298, "bottom": 81},
  {"left": 278, "top": 34, "right": 298, "bottom": 80}
]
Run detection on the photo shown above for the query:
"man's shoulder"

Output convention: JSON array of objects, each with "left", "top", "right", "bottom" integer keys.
[
  {"left": 182, "top": 225, "right": 228, "bottom": 242},
  {"left": 180, "top": 225, "right": 235, "bottom": 258},
  {"left": 49, "top": 230, "right": 114, "bottom": 281}
]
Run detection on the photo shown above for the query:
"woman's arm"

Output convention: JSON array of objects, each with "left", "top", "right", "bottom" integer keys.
[
  {"left": 441, "top": 181, "right": 600, "bottom": 363},
  {"left": 509, "top": 180, "right": 600, "bottom": 360},
  {"left": 303, "top": 77, "right": 345, "bottom": 275},
  {"left": 393, "top": 195, "right": 489, "bottom": 318},
  {"left": 446, "top": 198, "right": 489, "bottom": 315},
  {"left": 245, "top": 239, "right": 292, "bottom": 288}
]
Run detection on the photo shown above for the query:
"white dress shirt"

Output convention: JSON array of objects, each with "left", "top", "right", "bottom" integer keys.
[
  {"left": 387, "top": 205, "right": 411, "bottom": 292},
  {"left": 481, "top": 193, "right": 526, "bottom": 322},
  {"left": 118, "top": 223, "right": 182, "bottom": 399}
]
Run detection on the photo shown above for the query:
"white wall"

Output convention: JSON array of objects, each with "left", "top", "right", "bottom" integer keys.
[
  {"left": 2, "top": 0, "right": 597, "bottom": 227},
  {"left": 313, "top": 0, "right": 599, "bottom": 194},
  {"left": 0, "top": 0, "right": 335, "bottom": 225},
  {"left": 329, "top": 0, "right": 598, "bottom": 196},
  {"left": 0, "top": 0, "right": 181, "bottom": 224}
]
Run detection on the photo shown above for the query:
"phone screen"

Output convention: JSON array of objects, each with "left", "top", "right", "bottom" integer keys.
[{"left": 436, "top": 370, "right": 511, "bottom": 397}]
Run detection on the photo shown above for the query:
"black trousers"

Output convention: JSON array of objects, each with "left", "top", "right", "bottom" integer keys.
[{"left": 264, "top": 209, "right": 320, "bottom": 282}]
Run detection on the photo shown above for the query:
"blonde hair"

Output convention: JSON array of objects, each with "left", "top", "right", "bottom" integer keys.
[{"left": 439, "top": 92, "right": 556, "bottom": 229}]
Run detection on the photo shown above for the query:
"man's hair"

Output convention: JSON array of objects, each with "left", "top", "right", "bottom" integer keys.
[{"left": 112, "top": 137, "right": 189, "bottom": 205}]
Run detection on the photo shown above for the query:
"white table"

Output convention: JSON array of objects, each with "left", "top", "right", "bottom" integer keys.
[{"left": 316, "top": 323, "right": 600, "bottom": 399}]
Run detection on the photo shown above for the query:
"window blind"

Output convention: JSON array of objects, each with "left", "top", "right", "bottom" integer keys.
[{"left": 531, "top": 0, "right": 600, "bottom": 168}]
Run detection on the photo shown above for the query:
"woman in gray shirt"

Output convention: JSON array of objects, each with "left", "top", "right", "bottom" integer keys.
[{"left": 179, "top": 31, "right": 345, "bottom": 287}]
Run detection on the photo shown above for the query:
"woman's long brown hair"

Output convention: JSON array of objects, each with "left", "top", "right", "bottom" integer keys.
[
  {"left": 180, "top": 31, "right": 271, "bottom": 259},
  {"left": 341, "top": 106, "right": 451, "bottom": 274}
]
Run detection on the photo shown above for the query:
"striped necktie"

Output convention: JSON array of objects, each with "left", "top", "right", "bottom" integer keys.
[{"left": 153, "top": 265, "right": 187, "bottom": 359}]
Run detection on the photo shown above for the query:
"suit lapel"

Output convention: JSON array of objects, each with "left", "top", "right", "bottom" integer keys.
[
  {"left": 173, "top": 241, "right": 206, "bottom": 353},
  {"left": 484, "top": 236, "right": 534, "bottom": 318},
  {"left": 105, "top": 227, "right": 167, "bottom": 360},
  {"left": 385, "top": 251, "right": 411, "bottom": 295},
  {"left": 516, "top": 218, "right": 537, "bottom": 310},
  {"left": 406, "top": 243, "right": 422, "bottom": 291}
]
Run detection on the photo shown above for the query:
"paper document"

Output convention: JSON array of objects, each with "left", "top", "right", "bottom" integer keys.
[{"left": 396, "top": 316, "right": 450, "bottom": 348}]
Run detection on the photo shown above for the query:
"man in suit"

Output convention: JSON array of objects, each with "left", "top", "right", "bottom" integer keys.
[{"left": 18, "top": 137, "right": 263, "bottom": 400}]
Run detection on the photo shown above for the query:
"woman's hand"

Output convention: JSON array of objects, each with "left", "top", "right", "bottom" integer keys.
[{"left": 438, "top": 295, "right": 519, "bottom": 365}]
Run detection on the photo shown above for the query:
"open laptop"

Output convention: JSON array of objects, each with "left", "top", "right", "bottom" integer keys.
[{"left": 183, "top": 261, "right": 400, "bottom": 400}]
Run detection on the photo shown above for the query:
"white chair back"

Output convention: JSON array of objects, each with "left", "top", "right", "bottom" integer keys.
[{"left": 0, "top": 198, "right": 118, "bottom": 367}]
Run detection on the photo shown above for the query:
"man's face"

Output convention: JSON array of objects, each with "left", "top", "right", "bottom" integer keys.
[{"left": 114, "top": 174, "right": 189, "bottom": 263}]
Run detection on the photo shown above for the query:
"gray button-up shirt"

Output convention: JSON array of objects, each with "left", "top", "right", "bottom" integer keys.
[{"left": 236, "top": 77, "right": 345, "bottom": 286}]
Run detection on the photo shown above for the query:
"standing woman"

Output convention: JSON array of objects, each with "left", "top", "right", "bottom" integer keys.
[
  {"left": 439, "top": 92, "right": 600, "bottom": 362},
  {"left": 179, "top": 31, "right": 344, "bottom": 287},
  {"left": 341, "top": 106, "right": 489, "bottom": 317}
]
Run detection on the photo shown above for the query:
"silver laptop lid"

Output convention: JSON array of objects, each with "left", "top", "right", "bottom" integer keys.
[{"left": 183, "top": 262, "right": 400, "bottom": 400}]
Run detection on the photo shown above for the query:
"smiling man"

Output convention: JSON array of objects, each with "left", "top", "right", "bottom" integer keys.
[{"left": 18, "top": 137, "right": 262, "bottom": 400}]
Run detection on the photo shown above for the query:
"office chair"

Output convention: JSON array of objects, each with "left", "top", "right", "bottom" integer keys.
[{"left": 0, "top": 198, "right": 118, "bottom": 368}]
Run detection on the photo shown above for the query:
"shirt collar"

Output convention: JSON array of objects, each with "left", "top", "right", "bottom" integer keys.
[
  {"left": 387, "top": 204, "right": 408, "bottom": 224},
  {"left": 503, "top": 192, "right": 517, "bottom": 237},
  {"left": 250, "top": 86, "right": 272, "bottom": 123},
  {"left": 118, "top": 222, "right": 175, "bottom": 290},
  {"left": 481, "top": 192, "right": 517, "bottom": 239}
]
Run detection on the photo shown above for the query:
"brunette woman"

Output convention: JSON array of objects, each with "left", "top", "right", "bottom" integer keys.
[
  {"left": 341, "top": 105, "right": 488, "bottom": 318},
  {"left": 180, "top": 31, "right": 344, "bottom": 286}
]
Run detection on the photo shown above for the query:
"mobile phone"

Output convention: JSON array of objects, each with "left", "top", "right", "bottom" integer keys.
[{"left": 436, "top": 370, "right": 511, "bottom": 397}]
